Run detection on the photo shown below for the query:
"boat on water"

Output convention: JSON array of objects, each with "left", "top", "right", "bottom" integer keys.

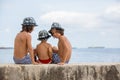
[{"left": 88, "top": 47, "right": 105, "bottom": 49}]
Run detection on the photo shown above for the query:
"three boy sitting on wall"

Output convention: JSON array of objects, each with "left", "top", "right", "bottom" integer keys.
[{"left": 13, "top": 17, "right": 72, "bottom": 65}]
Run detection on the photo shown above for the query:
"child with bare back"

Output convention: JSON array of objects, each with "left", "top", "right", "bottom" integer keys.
[
  {"left": 13, "top": 17, "right": 38, "bottom": 64},
  {"left": 49, "top": 22, "right": 72, "bottom": 65},
  {"left": 34, "top": 30, "right": 52, "bottom": 64}
]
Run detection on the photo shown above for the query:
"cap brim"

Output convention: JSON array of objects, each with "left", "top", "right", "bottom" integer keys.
[
  {"left": 21, "top": 24, "right": 38, "bottom": 26},
  {"left": 37, "top": 35, "right": 51, "bottom": 40},
  {"left": 34, "top": 24, "right": 38, "bottom": 26}
]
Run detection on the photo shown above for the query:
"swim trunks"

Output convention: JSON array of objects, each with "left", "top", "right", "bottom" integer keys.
[
  {"left": 52, "top": 53, "right": 69, "bottom": 64},
  {"left": 13, "top": 54, "right": 32, "bottom": 64},
  {"left": 38, "top": 58, "right": 51, "bottom": 64}
]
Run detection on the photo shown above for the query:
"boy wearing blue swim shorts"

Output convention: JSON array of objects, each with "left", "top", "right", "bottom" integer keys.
[
  {"left": 49, "top": 22, "right": 72, "bottom": 65},
  {"left": 13, "top": 17, "right": 38, "bottom": 64}
]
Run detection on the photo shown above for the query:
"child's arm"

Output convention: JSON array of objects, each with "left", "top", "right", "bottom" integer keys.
[
  {"left": 34, "top": 45, "right": 39, "bottom": 57},
  {"left": 48, "top": 47, "right": 52, "bottom": 59},
  {"left": 34, "top": 49, "right": 37, "bottom": 62},
  {"left": 34, "top": 49, "right": 37, "bottom": 55},
  {"left": 48, "top": 44, "right": 53, "bottom": 59},
  {"left": 27, "top": 34, "right": 38, "bottom": 64},
  {"left": 34, "top": 45, "right": 40, "bottom": 63}
]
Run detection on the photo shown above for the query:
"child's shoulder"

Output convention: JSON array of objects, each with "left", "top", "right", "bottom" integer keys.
[
  {"left": 46, "top": 43, "right": 52, "bottom": 47},
  {"left": 36, "top": 43, "right": 42, "bottom": 47}
]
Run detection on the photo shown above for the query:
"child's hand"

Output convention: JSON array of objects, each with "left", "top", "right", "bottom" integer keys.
[
  {"left": 32, "top": 61, "right": 39, "bottom": 65},
  {"left": 57, "top": 62, "right": 65, "bottom": 65}
]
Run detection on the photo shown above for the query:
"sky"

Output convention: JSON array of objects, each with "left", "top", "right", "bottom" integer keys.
[{"left": 0, "top": 0, "right": 120, "bottom": 48}]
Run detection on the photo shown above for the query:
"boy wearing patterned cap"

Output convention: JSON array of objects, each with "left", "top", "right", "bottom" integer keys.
[
  {"left": 49, "top": 22, "right": 72, "bottom": 65},
  {"left": 13, "top": 17, "right": 38, "bottom": 64},
  {"left": 34, "top": 30, "right": 53, "bottom": 64}
]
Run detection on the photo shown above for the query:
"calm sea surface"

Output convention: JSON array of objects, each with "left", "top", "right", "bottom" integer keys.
[{"left": 0, "top": 48, "right": 120, "bottom": 64}]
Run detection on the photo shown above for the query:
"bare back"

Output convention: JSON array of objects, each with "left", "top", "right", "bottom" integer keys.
[
  {"left": 58, "top": 36, "right": 72, "bottom": 62},
  {"left": 14, "top": 31, "right": 29, "bottom": 59},
  {"left": 36, "top": 42, "right": 52, "bottom": 60}
]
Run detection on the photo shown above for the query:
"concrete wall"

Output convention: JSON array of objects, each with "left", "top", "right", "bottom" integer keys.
[{"left": 0, "top": 63, "right": 120, "bottom": 80}]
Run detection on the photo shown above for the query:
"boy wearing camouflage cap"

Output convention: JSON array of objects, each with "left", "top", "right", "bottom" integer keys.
[
  {"left": 34, "top": 30, "right": 52, "bottom": 64},
  {"left": 13, "top": 17, "right": 38, "bottom": 64},
  {"left": 49, "top": 22, "right": 72, "bottom": 65}
]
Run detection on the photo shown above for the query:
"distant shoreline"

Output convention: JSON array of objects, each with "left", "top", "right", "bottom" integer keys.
[
  {"left": 0, "top": 47, "right": 120, "bottom": 49},
  {"left": 0, "top": 47, "right": 13, "bottom": 49}
]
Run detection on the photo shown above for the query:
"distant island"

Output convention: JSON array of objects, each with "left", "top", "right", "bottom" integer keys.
[
  {"left": 88, "top": 47, "right": 105, "bottom": 48},
  {"left": 0, "top": 47, "right": 13, "bottom": 49}
]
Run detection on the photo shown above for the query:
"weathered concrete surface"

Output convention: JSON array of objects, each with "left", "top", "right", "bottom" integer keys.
[{"left": 0, "top": 63, "right": 120, "bottom": 80}]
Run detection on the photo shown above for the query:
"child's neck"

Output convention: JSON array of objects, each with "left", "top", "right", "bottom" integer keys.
[
  {"left": 58, "top": 35, "right": 63, "bottom": 39},
  {"left": 41, "top": 40, "right": 47, "bottom": 43}
]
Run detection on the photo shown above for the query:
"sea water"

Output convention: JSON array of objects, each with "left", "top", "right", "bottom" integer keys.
[
  {"left": 70, "top": 48, "right": 120, "bottom": 63},
  {"left": 0, "top": 48, "right": 120, "bottom": 64}
]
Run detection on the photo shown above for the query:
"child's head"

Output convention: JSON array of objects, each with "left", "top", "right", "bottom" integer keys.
[
  {"left": 38, "top": 30, "right": 51, "bottom": 41},
  {"left": 49, "top": 22, "right": 64, "bottom": 36},
  {"left": 21, "top": 17, "right": 38, "bottom": 33}
]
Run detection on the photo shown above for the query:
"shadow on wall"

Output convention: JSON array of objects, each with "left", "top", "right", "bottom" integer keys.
[{"left": 105, "top": 65, "right": 119, "bottom": 80}]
